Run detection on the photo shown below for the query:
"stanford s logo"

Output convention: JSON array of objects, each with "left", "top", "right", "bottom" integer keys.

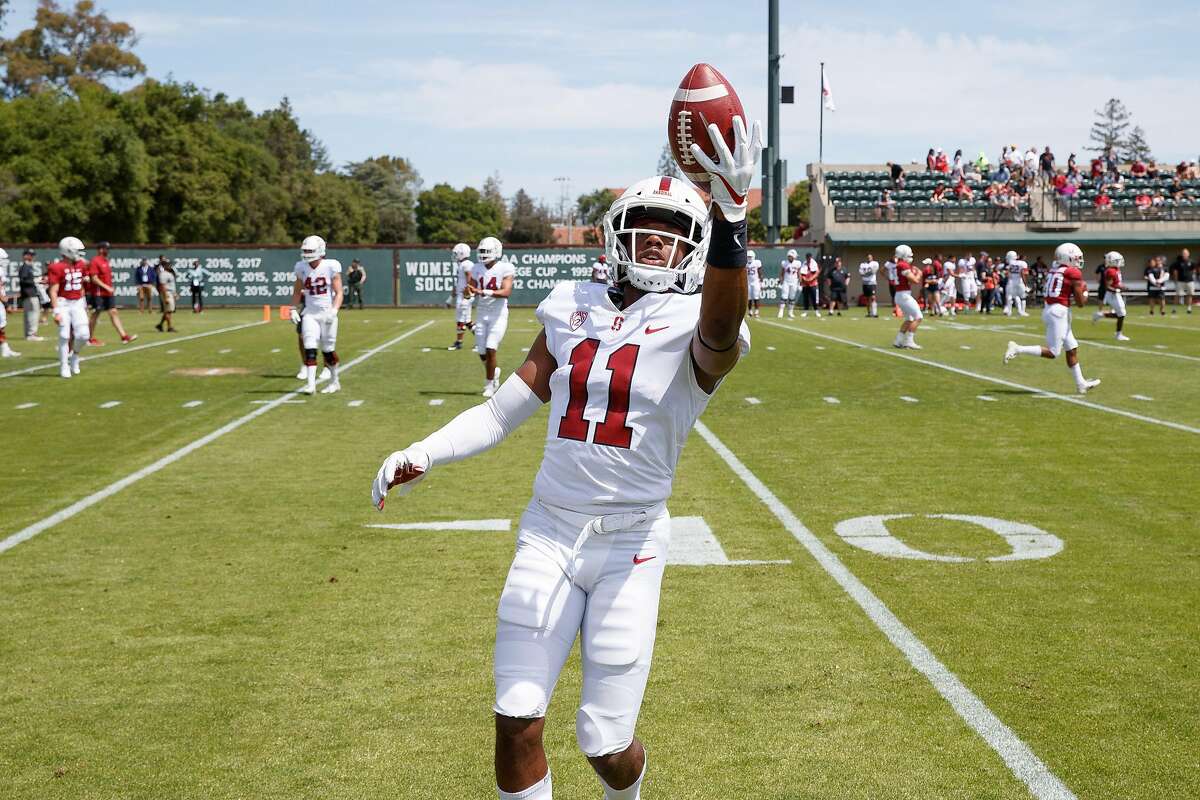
[
  {"left": 569, "top": 310, "right": 588, "bottom": 331},
  {"left": 611, "top": 316, "right": 624, "bottom": 332}
]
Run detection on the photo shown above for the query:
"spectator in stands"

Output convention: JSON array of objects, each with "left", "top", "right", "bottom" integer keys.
[
  {"left": 1171, "top": 249, "right": 1195, "bottom": 314},
  {"left": 888, "top": 161, "right": 906, "bottom": 189},
  {"left": 930, "top": 182, "right": 948, "bottom": 204},
  {"left": 1145, "top": 256, "right": 1168, "bottom": 315},
  {"left": 1135, "top": 190, "right": 1153, "bottom": 217},
  {"left": 1052, "top": 172, "right": 1068, "bottom": 195},
  {"left": 1067, "top": 153, "right": 1077, "bottom": 175},
  {"left": 993, "top": 162, "right": 1011, "bottom": 185},
  {"left": 1187, "top": 162, "right": 1198, "bottom": 180},
  {"left": 1094, "top": 188, "right": 1113, "bottom": 215},
  {"left": 934, "top": 148, "right": 949, "bottom": 173},
  {"left": 875, "top": 188, "right": 896, "bottom": 221},
  {"left": 1103, "top": 146, "right": 1118, "bottom": 175},
  {"left": 1039, "top": 147, "right": 1056, "bottom": 181},
  {"left": 1176, "top": 161, "right": 1189, "bottom": 179},
  {"left": 1147, "top": 159, "right": 1160, "bottom": 179},
  {"left": 926, "top": 148, "right": 936, "bottom": 172},
  {"left": 1090, "top": 157, "right": 1104, "bottom": 180},
  {"left": 951, "top": 149, "right": 964, "bottom": 181},
  {"left": 1130, "top": 158, "right": 1147, "bottom": 177},
  {"left": 953, "top": 178, "right": 974, "bottom": 201},
  {"left": 1022, "top": 147, "right": 1037, "bottom": 182},
  {"left": 1170, "top": 176, "right": 1187, "bottom": 201},
  {"left": 973, "top": 150, "right": 990, "bottom": 178},
  {"left": 1152, "top": 188, "right": 1167, "bottom": 208}
]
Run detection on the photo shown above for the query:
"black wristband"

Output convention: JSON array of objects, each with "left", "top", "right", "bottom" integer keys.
[{"left": 707, "top": 216, "right": 747, "bottom": 270}]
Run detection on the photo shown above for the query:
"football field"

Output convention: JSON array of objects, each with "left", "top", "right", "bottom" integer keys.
[{"left": 2, "top": 305, "right": 1197, "bottom": 799}]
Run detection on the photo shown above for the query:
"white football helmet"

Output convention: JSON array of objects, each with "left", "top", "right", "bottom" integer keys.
[
  {"left": 603, "top": 175, "right": 709, "bottom": 294},
  {"left": 1005, "top": 250, "right": 1018, "bottom": 265},
  {"left": 747, "top": 249, "right": 756, "bottom": 263},
  {"left": 1104, "top": 250, "right": 1124, "bottom": 268},
  {"left": 478, "top": 236, "right": 503, "bottom": 264},
  {"left": 452, "top": 242, "right": 470, "bottom": 262},
  {"left": 59, "top": 236, "right": 85, "bottom": 261},
  {"left": 1054, "top": 242, "right": 1084, "bottom": 269},
  {"left": 301, "top": 235, "right": 326, "bottom": 263},
  {"left": 786, "top": 249, "right": 798, "bottom": 260},
  {"left": 894, "top": 244, "right": 913, "bottom": 262}
]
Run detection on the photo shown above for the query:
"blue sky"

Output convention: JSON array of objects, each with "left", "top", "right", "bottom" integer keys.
[{"left": 5, "top": 1, "right": 1198, "bottom": 205}]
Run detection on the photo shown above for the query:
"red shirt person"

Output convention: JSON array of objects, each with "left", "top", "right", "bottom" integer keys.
[
  {"left": 85, "top": 241, "right": 136, "bottom": 344},
  {"left": 46, "top": 237, "right": 93, "bottom": 377}
]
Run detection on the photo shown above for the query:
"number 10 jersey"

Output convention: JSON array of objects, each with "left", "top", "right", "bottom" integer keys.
[{"left": 532, "top": 281, "right": 750, "bottom": 515}]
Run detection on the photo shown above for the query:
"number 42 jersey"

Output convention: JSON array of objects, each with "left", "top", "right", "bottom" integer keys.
[{"left": 532, "top": 281, "right": 750, "bottom": 515}]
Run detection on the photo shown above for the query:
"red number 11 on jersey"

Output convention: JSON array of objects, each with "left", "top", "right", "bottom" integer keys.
[{"left": 557, "top": 338, "right": 640, "bottom": 449}]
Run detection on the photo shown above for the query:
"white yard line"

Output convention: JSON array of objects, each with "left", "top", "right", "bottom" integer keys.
[
  {"left": 0, "top": 320, "right": 435, "bottom": 556},
  {"left": 0, "top": 321, "right": 266, "bottom": 380},
  {"left": 900, "top": 395, "right": 919, "bottom": 403},
  {"left": 977, "top": 395, "right": 998, "bottom": 402},
  {"left": 98, "top": 401, "right": 121, "bottom": 409},
  {"left": 1129, "top": 318, "right": 1200, "bottom": 333},
  {"left": 693, "top": 420, "right": 1077, "bottom": 800},
  {"left": 823, "top": 396, "right": 841, "bottom": 404},
  {"left": 760, "top": 320, "right": 1200, "bottom": 436},
  {"left": 15, "top": 402, "right": 38, "bottom": 409},
  {"left": 347, "top": 400, "right": 364, "bottom": 407},
  {"left": 365, "top": 519, "right": 511, "bottom": 532},
  {"left": 182, "top": 400, "right": 204, "bottom": 408}
]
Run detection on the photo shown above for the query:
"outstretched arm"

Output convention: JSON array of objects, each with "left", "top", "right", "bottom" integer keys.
[{"left": 371, "top": 330, "right": 555, "bottom": 509}]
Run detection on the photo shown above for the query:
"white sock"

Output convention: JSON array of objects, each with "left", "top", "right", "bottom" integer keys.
[
  {"left": 1070, "top": 362, "right": 1086, "bottom": 389},
  {"left": 905, "top": 331, "right": 915, "bottom": 344},
  {"left": 330, "top": 363, "right": 339, "bottom": 383},
  {"left": 600, "top": 758, "right": 646, "bottom": 800},
  {"left": 1016, "top": 345, "right": 1042, "bottom": 356},
  {"left": 305, "top": 364, "right": 316, "bottom": 388},
  {"left": 498, "top": 771, "right": 552, "bottom": 799},
  {"left": 58, "top": 340, "right": 69, "bottom": 366},
  {"left": 870, "top": 300, "right": 877, "bottom": 315}
]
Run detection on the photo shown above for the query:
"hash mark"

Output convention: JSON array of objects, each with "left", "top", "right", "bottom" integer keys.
[
  {"left": 744, "top": 397, "right": 762, "bottom": 405},
  {"left": 99, "top": 401, "right": 121, "bottom": 409}
]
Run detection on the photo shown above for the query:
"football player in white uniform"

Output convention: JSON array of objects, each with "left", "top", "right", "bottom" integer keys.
[
  {"left": 371, "top": 115, "right": 760, "bottom": 800},
  {"left": 746, "top": 248, "right": 763, "bottom": 317},
  {"left": 449, "top": 242, "right": 475, "bottom": 351},
  {"left": 777, "top": 248, "right": 800, "bottom": 318},
  {"left": 0, "top": 248, "right": 19, "bottom": 358},
  {"left": 957, "top": 255, "right": 979, "bottom": 313},
  {"left": 1002, "top": 250, "right": 1030, "bottom": 316},
  {"left": 858, "top": 253, "right": 879, "bottom": 318},
  {"left": 290, "top": 235, "right": 343, "bottom": 395},
  {"left": 591, "top": 254, "right": 611, "bottom": 284},
  {"left": 470, "top": 237, "right": 515, "bottom": 397}
]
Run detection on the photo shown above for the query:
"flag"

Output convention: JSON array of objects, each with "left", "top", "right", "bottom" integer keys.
[{"left": 822, "top": 70, "right": 836, "bottom": 112}]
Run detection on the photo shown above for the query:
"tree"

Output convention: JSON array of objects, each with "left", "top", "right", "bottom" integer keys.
[
  {"left": 1122, "top": 126, "right": 1154, "bottom": 163},
  {"left": 481, "top": 171, "right": 508, "bottom": 232},
  {"left": 345, "top": 155, "right": 422, "bottom": 242},
  {"left": 1088, "top": 98, "right": 1131, "bottom": 155},
  {"left": 787, "top": 180, "right": 811, "bottom": 236},
  {"left": 506, "top": 188, "right": 554, "bottom": 243},
  {"left": 2, "top": 0, "right": 145, "bottom": 97},
  {"left": 656, "top": 144, "right": 682, "bottom": 179},
  {"left": 415, "top": 183, "right": 504, "bottom": 244},
  {"left": 576, "top": 187, "right": 616, "bottom": 244}
]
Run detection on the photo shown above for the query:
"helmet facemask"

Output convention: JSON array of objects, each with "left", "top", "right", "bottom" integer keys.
[{"left": 605, "top": 203, "right": 709, "bottom": 294}]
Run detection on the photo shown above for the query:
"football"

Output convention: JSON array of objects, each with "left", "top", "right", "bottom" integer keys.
[{"left": 668, "top": 63, "right": 745, "bottom": 193}]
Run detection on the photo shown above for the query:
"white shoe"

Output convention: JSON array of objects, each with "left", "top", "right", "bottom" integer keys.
[
  {"left": 1115, "top": 333, "right": 1130, "bottom": 342},
  {"left": 320, "top": 381, "right": 341, "bottom": 394},
  {"left": 482, "top": 381, "right": 496, "bottom": 398},
  {"left": 1018, "top": 311, "right": 1029, "bottom": 317},
  {"left": 788, "top": 310, "right": 795, "bottom": 319},
  {"left": 60, "top": 364, "right": 72, "bottom": 378},
  {"left": 815, "top": 311, "right": 822, "bottom": 318},
  {"left": 801, "top": 312, "right": 808, "bottom": 318},
  {"left": 1078, "top": 378, "right": 1101, "bottom": 394},
  {"left": 1003, "top": 308, "right": 1011, "bottom": 316},
  {"left": 319, "top": 366, "right": 332, "bottom": 380},
  {"left": 777, "top": 308, "right": 784, "bottom": 318},
  {"left": 1091, "top": 311, "right": 1103, "bottom": 323},
  {"left": 27, "top": 334, "right": 45, "bottom": 341},
  {"left": 295, "top": 367, "right": 306, "bottom": 380},
  {"left": 1, "top": 346, "right": 19, "bottom": 358},
  {"left": 1004, "top": 341, "right": 1019, "bottom": 364},
  {"left": 905, "top": 341, "right": 922, "bottom": 350},
  {"left": 300, "top": 384, "right": 316, "bottom": 395},
  {"left": 71, "top": 360, "right": 80, "bottom": 375}
]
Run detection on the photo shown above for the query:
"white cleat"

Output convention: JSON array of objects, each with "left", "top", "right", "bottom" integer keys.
[
  {"left": 1004, "top": 341, "right": 1019, "bottom": 364},
  {"left": 1115, "top": 333, "right": 1130, "bottom": 341},
  {"left": 1, "top": 346, "right": 19, "bottom": 358},
  {"left": 319, "top": 366, "right": 332, "bottom": 380},
  {"left": 1091, "top": 311, "right": 1103, "bottom": 323},
  {"left": 777, "top": 308, "right": 784, "bottom": 318},
  {"left": 71, "top": 361, "right": 81, "bottom": 375},
  {"left": 60, "top": 364, "right": 72, "bottom": 378},
  {"left": 1078, "top": 378, "right": 1101, "bottom": 394},
  {"left": 295, "top": 367, "right": 306, "bottom": 380},
  {"left": 788, "top": 310, "right": 795, "bottom": 319},
  {"left": 482, "top": 381, "right": 496, "bottom": 398},
  {"left": 905, "top": 341, "right": 922, "bottom": 350},
  {"left": 300, "top": 384, "right": 316, "bottom": 395},
  {"left": 1018, "top": 311, "right": 1029, "bottom": 317},
  {"left": 320, "top": 381, "right": 341, "bottom": 394}
]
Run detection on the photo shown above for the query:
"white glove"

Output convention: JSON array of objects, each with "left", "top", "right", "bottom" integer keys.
[
  {"left": 371, "top": 447, "right": 432, "bottom": 510},
  {"left": 689, "top": 115, "right": 763, "bottom": 223}
]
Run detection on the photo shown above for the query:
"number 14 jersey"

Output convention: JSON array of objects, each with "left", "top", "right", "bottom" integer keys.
[{"left": 533, "top": 281, "right": 751, "bottom": 515}]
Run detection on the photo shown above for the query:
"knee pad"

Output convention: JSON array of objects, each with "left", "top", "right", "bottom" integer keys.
[
  {"left": 493, "top": 621, "right": 552, "bottom": 719},
  {"left": 304, "top": 348, "right": 317, "bottom": 366},
  {"left": 322, "top": 350, "right": 338, "bottom": 366},
  {"left": 576, "top": 702, "right": 635, "bottom": 758}
]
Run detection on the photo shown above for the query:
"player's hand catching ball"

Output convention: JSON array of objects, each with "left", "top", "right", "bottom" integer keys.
[
  {"left": 688, "top": 115, "right": 762, "bottom": 222},
  {"left": 371, "top": 447, "right": 432, "bottom": 510}
]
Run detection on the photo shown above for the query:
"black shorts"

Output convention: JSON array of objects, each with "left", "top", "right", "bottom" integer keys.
[
  {"left": 862, "top": 284, "right": 877, "bottom": 297},
  {"left": 1148, "top": 289, "right": 1164, "bottom": 298},
  {"left": 85, "top": 294, "right": 98, "bottom": 310},
  {"left": 93, "top": 295, "right": 115, "bottom": 311},
  {"left": 830, "top": 289, "right": 847, "bottom": 303}
]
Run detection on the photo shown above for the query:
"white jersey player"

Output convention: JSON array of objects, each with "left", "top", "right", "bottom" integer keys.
[
  {"left": 1005, "top": 242, "right": 1100, "bottom": 394},
  {"left": 939, "top": 270, "right": 958, "bottom": 316},
  {"left": 372, "top": 111, "right": 760, "bottom": 800},
  {"left": 746, "top": 248, "right": 763, "bottom": 317},
  {"left": 958, "top": 256, "right": 979, "bottom": 312},
  {"left": 449, "top": 242, "right": 475, "bottom": 351},
  {"left": 470, "top": 236, "right": 516, "bottom": 397},
  {"left": 778, "top": 248, "right": 801, "bottom": 318},
  {"left": 858, "top": 254, "right": 879, "bottom": 318},
  {"left": 590, "top": 254, "right": 611, "bottom": 284},
  {"left": 1003, "top": 250, "right": 1030, "bottom": 316},
  {"left": 0, "top": 248, "right": 18, "bottom": 358},
  {"left": 291, "top": 235, "right": 343, "bottom": 395}
]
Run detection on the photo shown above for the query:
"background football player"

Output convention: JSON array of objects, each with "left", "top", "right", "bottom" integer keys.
[
  {"left": 777, "top": 248, "right": 800, "bottom": 318},
  {"left": 1093, "top": 250, "right": 1130, "bottom": 341},
  {"left": 469, "top": 236, "right": 514, "bottom": 397},
  {"left": 0, "top": 248, "right": 19, "bottom": 358},
  {"left": 372, "top": 114, "right": 760, "bottom": 800},
  {"left": 892, "top": 244, "right": 924, "bottom": 349},
  {"left": 858, "top": 253, "right": 879, "bottom": 318},
  {"left": 1005, "top": 242, "right": 1101, "bottom": 394},
  {"left": 448, "top": 242, "right": 475, "bottom": 351},
  {"left": 1003, "top": 250, "right": 1030, "bottom": 317},
  {"left": 290, "top": 235, "right": 343, "bottom": 395},
  {"left": 746, "top": 248, "right": 762, "bottom": 317},
  {"left": 590, "top": 254, "right": 610, "bottom": 284},
  {"left": 46, "top": 237, "right": 91, "bottom": 377}
]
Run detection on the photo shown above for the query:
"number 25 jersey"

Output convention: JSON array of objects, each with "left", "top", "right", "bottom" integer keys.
[{"left": 532, "top": 281, "right": 751, "bottom": 515}]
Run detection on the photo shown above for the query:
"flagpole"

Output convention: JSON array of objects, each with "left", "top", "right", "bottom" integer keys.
[{"left": 818, "top": 61, "right": 825, "bottom": 164}]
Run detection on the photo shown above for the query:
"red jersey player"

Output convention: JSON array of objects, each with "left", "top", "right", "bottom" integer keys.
[
  {"left": 86, "top": 241, "right": 137, "bottom": 345},
  {"left": 46, "top": 236, "right": 91, "bottom": 378},
  {"left": 1004, "top": 242, "right": 1101, "bottom": 394},
  {"left": 1092, "top": 251, "right": 1130, "bottom": 341},
  {"left": 892, "top": 244, "right": 924, "bottom": 349}
]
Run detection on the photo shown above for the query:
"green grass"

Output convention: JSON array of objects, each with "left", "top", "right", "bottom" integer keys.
[{"left": 1, "top": 306, "right": 1198, "bottom": 799}]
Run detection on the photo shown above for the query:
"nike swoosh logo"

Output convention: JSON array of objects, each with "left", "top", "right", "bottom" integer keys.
[
  {"left": 644, "top": 325, "right": 670, "bottom": 335},
  {"left": 633, "top": 555, "right": 656, "bottom": 565}
]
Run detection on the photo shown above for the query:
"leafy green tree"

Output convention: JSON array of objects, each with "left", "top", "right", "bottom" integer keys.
[
  {"left": 1122, "top": 126, "right": 1153, "bottom": 163},
  {"left": 416, "top": 183, "right": 504, "bottom": 244},
  {"left": 482, "top": 172, "right": 508, "bottom": 232},
  {"left": 788, "top": 180, "right": 810, "bottom": 235},
  {"left": 507, "top": 188, "right": 554, "bottom": 243},
  {"left": 576, "top": 187, "right": 616, "bottom": 245},
  {"left": 2, "top": 0, "right": 145, "bottom": 96},
  {"left": 345, "top": 155, "right": 421, "bottom": 242}
]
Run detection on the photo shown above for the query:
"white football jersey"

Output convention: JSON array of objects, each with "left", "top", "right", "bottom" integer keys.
[
  {"left": 858, "top": 260, "right": 879, "bottom": 285},
  {"left": 472, "top": 259, "right": 515, "bottom": 315},
  {"left": 746, "top": 259, "right": 762, "bottom": 287},
  {"left": 294, "top": 258, "right": 342, "bottom": 313},
  {"left": 884, "top": 260, "right": 898, "bottom": 283},
  {"left": 1007, "top": 260, "right": 1028, "bottom": 282},
  {"left": 591, "top": 261, "right": 610, "bottom": 283},
  {"left": 532, "top": 281, "right": 750, "bottom": 515},
  {"left": 454, "top": 258, "right": 474, "bottom": 299},
  {"left": 781, "top": 259, "right": 801, "bottom": 282}
]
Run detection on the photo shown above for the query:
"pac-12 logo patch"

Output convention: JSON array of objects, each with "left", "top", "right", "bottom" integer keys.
[{"left": 569, "top": 310, "right": 588, "bottom": 331}]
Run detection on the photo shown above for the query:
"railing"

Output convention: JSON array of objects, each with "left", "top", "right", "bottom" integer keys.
[
  {"left": 833, "top": 199, "right": 1200, "bottom": 224},
  {"left": 832, "top": 204, "right": 1025, "bottom": 224}
]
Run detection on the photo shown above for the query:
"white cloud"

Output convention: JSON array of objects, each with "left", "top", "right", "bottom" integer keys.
[{"left": 124, "top": 12, "right": 250, "bottom": 38}]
